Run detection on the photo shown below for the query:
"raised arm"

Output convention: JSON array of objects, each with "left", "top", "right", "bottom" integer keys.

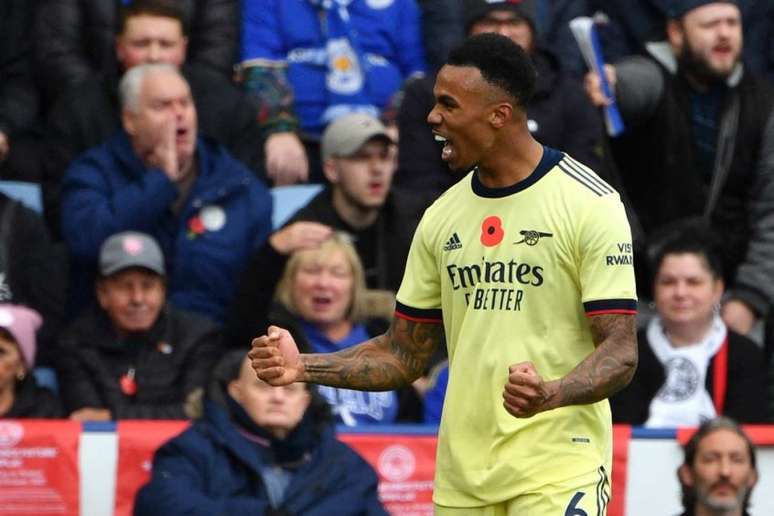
[
  {"left": 249, "top": 316, "right": 443, "bottom": 391},
  {"left": 503, "top": 312, "right": 637, "bottom": 418}
]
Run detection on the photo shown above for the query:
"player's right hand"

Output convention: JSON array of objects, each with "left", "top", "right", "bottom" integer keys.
[{"left": 249, "top": 325, "right": 303, "bottom": 386}]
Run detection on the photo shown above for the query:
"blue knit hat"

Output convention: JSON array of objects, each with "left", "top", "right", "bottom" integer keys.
[{"left": 667, "top": 0, "right": 738, "bottom": 19}]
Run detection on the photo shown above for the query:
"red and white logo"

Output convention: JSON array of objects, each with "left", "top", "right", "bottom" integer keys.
[
  {"left": 480, "top": 216, "right": 505, "bottom": 247},
  {"left": 0, "top": 421, "right": 24, "bottom": 448},
  {"left": 123, "top": 236, "right": 144, "bottom": 256},
  {"left": 378, "top": 444, "right": 416, "bottom": 482}
]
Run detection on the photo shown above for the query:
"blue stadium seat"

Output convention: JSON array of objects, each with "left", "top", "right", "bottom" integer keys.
[
  {"left": 0, "top": 180, "right": 43, "bottom": 213},
  {"left": 270, "top": 184, "right": 324, "bottom": 229},
  {"left": 33, "top": 366, "right": 59, "bottom": 393}
]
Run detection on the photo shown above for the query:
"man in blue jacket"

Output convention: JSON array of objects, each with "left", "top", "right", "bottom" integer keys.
[
  {"left": 60, "top": 63, "right": 273, "bottom": 324},
  {"left": 135, "top": 349, "right": 387, "bottom": 515}
]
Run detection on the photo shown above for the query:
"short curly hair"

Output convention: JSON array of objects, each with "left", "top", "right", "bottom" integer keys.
[{"left": 446, "top": 32, "right": 536, "bottom": 108}]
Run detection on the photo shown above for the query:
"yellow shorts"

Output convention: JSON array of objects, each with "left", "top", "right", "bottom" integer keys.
[{"left": 434, "top": 467, "right": 610, "bottom": 516}]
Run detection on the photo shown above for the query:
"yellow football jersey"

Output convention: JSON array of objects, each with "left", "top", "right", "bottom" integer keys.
[{"left": 396, "top": 147, "right": 637, "bottom": 507}]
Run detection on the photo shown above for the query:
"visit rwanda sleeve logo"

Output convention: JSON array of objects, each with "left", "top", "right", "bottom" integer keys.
[{"left": 606, "top": 242, "right": 634, "bottom": 265}]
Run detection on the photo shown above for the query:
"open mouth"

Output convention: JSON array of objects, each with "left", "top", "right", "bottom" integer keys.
[
  {"left": 311, "top": 295, "right": 332, "bottom": 308},
  {"left": 434, "top": 134, "right": 453, "bottom": 162},
  {"left": 368, "top": 181, "right": 384, "bottom": 193},
  {"left": 712, "top": 45, "right": 733, "bottom": 58}
]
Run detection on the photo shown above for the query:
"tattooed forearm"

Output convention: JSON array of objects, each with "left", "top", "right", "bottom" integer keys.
[
  {"left": 553, "top": 314, "right": 637, "bottom": 407},
  {"left": 301, "top": 318, "right": 443, "bottom": 391}
]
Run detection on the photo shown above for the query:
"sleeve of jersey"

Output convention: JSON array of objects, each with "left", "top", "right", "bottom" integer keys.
[
  {"left": 395, "top": 214, "right": 443, "bottom": 324},
  {"left": 578, "top": 194, "right": 638, "bottom": 316},
  {"left": 241, "top": 0, "right": 284, "bottom": 61}
]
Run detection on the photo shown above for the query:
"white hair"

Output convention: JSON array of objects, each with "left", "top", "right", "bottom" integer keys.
[{"left": 119, "top": 63, "right": 183, "bottom": 113}]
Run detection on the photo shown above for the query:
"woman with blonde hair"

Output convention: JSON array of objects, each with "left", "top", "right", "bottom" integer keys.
[{"left": 235, "top": 232, "right": 400, "bottom": 425}]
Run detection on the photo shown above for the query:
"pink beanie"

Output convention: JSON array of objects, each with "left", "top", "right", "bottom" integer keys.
[{"left": 0, "top": 304, "right": 42, "bottom": 369}]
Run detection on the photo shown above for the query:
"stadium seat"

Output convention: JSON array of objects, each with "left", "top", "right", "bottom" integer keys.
[
  {"left": 0, "top": 180, "right": 43, "bottom": 213},
  {"left": 270, "top": 183, "right": 324, "bottom": 229}
]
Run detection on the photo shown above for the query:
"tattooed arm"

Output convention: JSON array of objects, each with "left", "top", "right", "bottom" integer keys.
[
  {"left": 502, "top": 313, "right": 637, "bottom": 418},
  {"left": 249, "top": 317, "right": 444, "bottom": 390}
]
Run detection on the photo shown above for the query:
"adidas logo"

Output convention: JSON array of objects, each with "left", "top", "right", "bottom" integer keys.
[{"left": 443, "top": 233, "right": 463, "bottom": 251}]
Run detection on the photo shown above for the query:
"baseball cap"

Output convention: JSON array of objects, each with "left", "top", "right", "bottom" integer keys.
[
  {"left": 463, "top": 0, "right": 536, "bottom": 33},
  {"left": 0, "top": 304, "right": 42, "bottom": 369},
  {"left": 667, "top": 0, "right": 738, "bottom": 19},
  {"left": 99, "top": 231, "right": 165, "bottom": 277},
  {"left": 321, "top": 113, "right": 393, "bottom": 161}
]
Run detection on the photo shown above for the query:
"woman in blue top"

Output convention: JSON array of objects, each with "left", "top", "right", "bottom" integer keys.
[{"left": 272, "top": 232, "right": 399, "bottom": 426}]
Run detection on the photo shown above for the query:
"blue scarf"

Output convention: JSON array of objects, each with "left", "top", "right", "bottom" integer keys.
[{"left": 308, "top": 0, "right": 380, "bottom": 124}]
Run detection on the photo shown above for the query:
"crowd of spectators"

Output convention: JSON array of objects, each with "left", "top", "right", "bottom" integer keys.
[{"left": 1, "top": 0, "right": 774, "bottom": 508}]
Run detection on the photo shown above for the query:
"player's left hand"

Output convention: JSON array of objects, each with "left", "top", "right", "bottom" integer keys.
[{"left": 503, "top": 362, "right": 557, "bottom": 418}]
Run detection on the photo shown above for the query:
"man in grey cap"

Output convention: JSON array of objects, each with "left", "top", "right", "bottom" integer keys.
[
  {"left": 56, "top": 231, "right": 220, "bottom": 421},
  {"left": 230, "top": 112, "right": 424, "bottom": 315}
]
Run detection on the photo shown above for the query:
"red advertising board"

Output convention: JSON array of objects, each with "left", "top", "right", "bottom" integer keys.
[
  {"left": 678, "top": 424, "right": 774, "bottom": 446},
  {"left": 107, "top": 423, "right": 633, "bottom": 516},
  {"left": 0, "top": 420, "right": 80, "bottom": 515},
  {"left": 339, "top": 433, "right": 437, "bottom": 516},
  {"left": 610, "top": 424, "right": 632, "bottom": 516},
  {"left": 342, "top": 428, "right": 631, "bottom": 516},
  {"left": 113, "top": 420, "right": 190, "bottom": 516}
]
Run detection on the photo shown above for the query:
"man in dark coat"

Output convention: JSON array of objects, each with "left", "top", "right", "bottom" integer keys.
[
  {"left": 584, "top": 0, "right": 774, "bottom": 337},
  {"left": 134, "top": 349, "right": 387, "bottom": 515},
  {"left": 0, "top": 0, "right": 44, "bottom": 182},
  {"left": 57, "top": 231, "right": 220, "bottom": 421},
  {"left": 0, "top": 193, "right": 66, "bottom": 365}
]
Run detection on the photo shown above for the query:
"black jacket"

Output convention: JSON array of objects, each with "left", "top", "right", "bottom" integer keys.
[
  {"left": 610, "top": 328, "right": 768, "bottom": 425},
  {"left": 0, "top": 194, "right": 67, "bottom": 366},
  {"left": 395, "top": 48, "right": 607, "bottom": 201},
  {"left": 0, "top": 0, "right": 40, "bottom": 138},
  {"left": 135, "top": 391, "right": 386, "bottom": 516},
  {"left": 3, "top": 377, "right": 64, "bottom": 418},
  {"left": 612, "top": 53, "right": 774, "bottom": 312},
  {"left": 33, "top": 0, "right": 238, "bottom": 105},
  {"left": 56, "top": 305, "right": 221, "bottom": 419},
  {"left": 42, "top": 63, "right": 266, "bottom": 238}
]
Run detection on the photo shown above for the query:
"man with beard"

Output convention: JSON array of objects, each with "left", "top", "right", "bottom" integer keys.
[
  {"left": 677, "top": 417, "right": 758, "bottom": 516},
  {"left": 585, "top": 0, "right": 774, "bottom": 340}
]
